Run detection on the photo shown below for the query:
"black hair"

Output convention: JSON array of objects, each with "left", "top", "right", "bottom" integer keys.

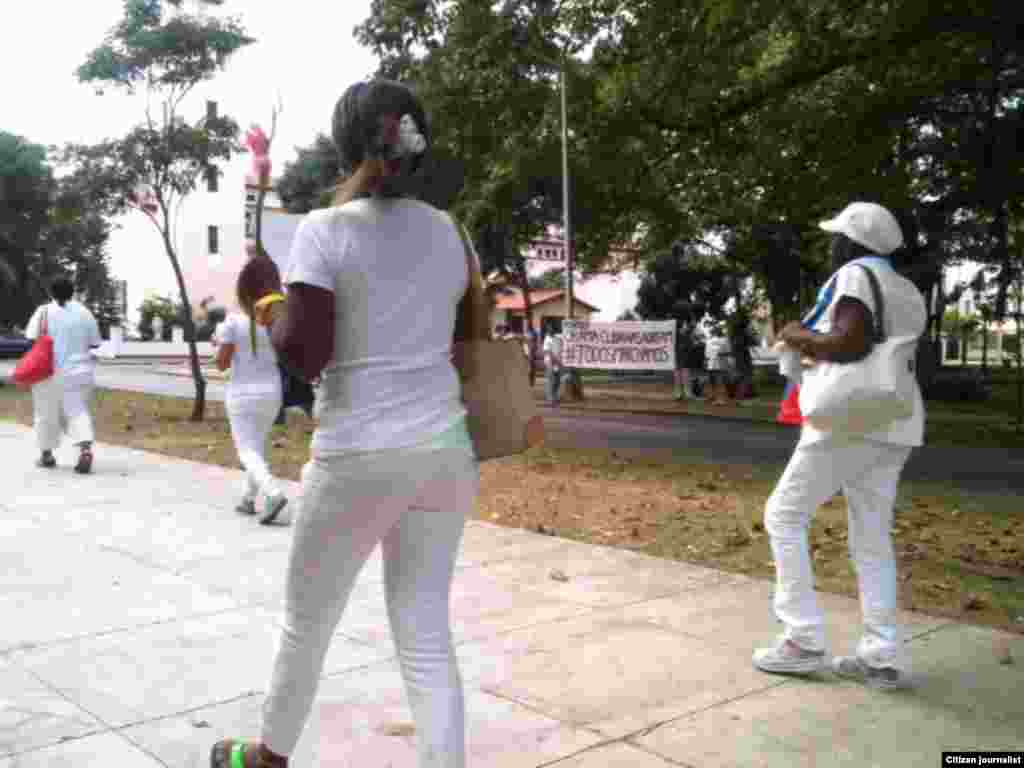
[
  {"left": 331, "top": 79, "right": 430, "bottom": 201},
  {"left": 50, "top": 277, "right": 74, "bottom": 306}
]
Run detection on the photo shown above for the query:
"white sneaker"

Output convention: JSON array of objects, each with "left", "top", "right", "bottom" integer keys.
[
  {"left": 259, "top": 493, "right": 289, "bottom": 525},
  {"left": 832, "top": 656, "right": 910, "bottom": 690},
  {"left": 753, "top": 637, "right": 827, "bottom": 675}
]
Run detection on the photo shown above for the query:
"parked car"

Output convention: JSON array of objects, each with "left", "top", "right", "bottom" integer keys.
[{"left": 0, "top": 333, "right": 32, "bottom": 359}]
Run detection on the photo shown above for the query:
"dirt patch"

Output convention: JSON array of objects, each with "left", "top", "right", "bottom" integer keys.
[{"left": 2, "top": 385, "right": 1021, "bottom": 634}]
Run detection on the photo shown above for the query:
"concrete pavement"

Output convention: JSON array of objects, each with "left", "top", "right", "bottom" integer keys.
[{"left": 0, "top": 420, "right": 1021, "bottom": 767}]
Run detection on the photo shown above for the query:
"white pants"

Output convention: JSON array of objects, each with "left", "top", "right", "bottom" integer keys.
[
  {"left": 261, "top": 444, "right": 478, "bottom": 765},
  {"left": 765, "top": 438, "right": 912, "bottom": 670},
  {"left": 32, "top": 368, "right": 95, "bottom": 452},
  {"left": 227, "top": 394, "right": 283, "bottom": 500}
]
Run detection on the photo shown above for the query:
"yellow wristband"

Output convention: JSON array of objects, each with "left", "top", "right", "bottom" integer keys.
[{"left": 254, "top": 292, "right": 285, "bottom": 310}]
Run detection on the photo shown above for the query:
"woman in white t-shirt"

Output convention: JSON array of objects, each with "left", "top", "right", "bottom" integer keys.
[
  {"left": 24, "top": 277, "right": 102, "bottom": 473},
  {"left": 210, "top": 81, "right": 479, "bottom": 768},
  {"left": 213, "top": 262, "right": 289, "bottom": 525},
  {"left": 752, "top": 202, "right": 927, "bottom": 690}
]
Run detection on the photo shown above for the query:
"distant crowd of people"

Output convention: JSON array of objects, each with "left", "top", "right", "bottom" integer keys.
[{"left": 20, "top": 74, "right": 927, "bottom": 767}]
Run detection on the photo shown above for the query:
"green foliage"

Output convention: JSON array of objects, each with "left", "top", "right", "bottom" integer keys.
[
  {"left": 0, "top": 131, "right": 125, "bottom": 328},
  {"left": 77, "top": 0, "right": 253, "bottom": 94},
  {"left": 137, "top": 294, "right": 180, "bottom": 341},
  {"left": 528, "top": 267, "right": 565, "bottom": 290},
  {"left": 77, "top": 0, "right": 254, "bottom": 419}
]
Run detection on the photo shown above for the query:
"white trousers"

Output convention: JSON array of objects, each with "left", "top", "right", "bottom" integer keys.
[
  {"left": 765, "top": 438, "right": 912, "bottom": 670},
  {"left": 261, "top": 444, "right": 478, "bottom": 766},
  {"left": 32, "top": 368, "right": 95, "bottom": 452},
  {"left": 227, "top": 394, "right": 283, "bottom": 500}
]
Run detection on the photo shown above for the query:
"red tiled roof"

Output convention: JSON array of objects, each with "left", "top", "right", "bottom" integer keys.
[{"left": 492, "top": 289, "right": 600, "bottom": 312}]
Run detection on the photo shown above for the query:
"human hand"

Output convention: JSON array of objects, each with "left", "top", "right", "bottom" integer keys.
[
  {"left": 253, "top": 296, "right": 283, "bottom": 328},
  {"left": 779, "top": 321, "right": 806, "bottom": 346}
]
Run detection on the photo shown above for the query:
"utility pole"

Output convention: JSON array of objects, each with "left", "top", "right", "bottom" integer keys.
[{"left": 559, "top": 54, "right": 583, "bottom": 400}]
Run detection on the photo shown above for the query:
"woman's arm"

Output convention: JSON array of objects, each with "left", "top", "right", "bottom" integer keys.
[
  {"left": 779, "top": 297, "right": 873, "bottom": 363},
  {"left": 215, "top": 343, "right": 235, "bottom": 372},
  {"left": 257, "top": 283, "right": 336, "bottom": 382}
]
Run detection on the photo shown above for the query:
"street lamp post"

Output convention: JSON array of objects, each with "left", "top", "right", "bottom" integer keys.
[
  {"left": 558, "top": 55, "right": 584, "bottom": 400},
  {"left": 560, "top": 58, "right": 574, "bottom": 324}
]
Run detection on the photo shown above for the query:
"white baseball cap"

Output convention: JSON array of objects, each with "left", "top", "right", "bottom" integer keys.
[{"left": 819, "top": 202, "right": 904, "bottom": 255}]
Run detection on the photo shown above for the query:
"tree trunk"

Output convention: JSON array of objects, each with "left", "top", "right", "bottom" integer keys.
[
  {"left": 160, "top": 227, "right": 207, "bottom": 422},
  {"left": 516, "top": 267, "right": 538, "bottom": 387},
  {"left": 981, "top": 318, "right": 990, "bottom": 373}
]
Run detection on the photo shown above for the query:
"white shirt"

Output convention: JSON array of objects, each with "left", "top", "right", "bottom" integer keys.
[
  {"left": 800, "top": 259, "right": 927, "bottom": 447},
  {"left": 25, "top": 301, "right": 101, "bottom": 371},
  {"left": 543, "top": 334, "right": 563, "bottom": 367},
  {"left": 214, "top": 313, "right": 282, "bottom": 403},
  {"left": 705, "top": 335, "right": 732, "bottom": 371},
  {"left": 285, "top": 198, "right": 468, "bottom": 456}
]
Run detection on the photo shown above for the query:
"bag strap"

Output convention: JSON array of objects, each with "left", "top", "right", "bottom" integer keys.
[
  {"left": 451, "top": 216, "right": 491, "bottom": 343},
  {"left": 854, "top": 263, "right": 887, "bottom": 343},
  {"left": 40, "top": 306, "right": 48, "bottom": 337}
]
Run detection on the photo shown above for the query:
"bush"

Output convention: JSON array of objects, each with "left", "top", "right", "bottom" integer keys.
[{"left": 924, "top": 367, "right": 993, "bottom": 403}]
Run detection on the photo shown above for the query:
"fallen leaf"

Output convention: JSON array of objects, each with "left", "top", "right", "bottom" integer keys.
[
  {"left": 549, "top": 569, "right": 569, "bottom": 582},
  {"left": 962, "top": 594, "right": 986, "bottom": 611},
  {"left": 192, "top": 720, "right": 211, "bottom": 729},
  {"left": 993, "top": 637, "right": 1014, "bottom": 665},
  {"left": 377, "top": 723, "right": 416, "bottom": 738}
]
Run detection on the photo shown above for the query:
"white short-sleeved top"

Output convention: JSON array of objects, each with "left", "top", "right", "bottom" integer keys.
[
  {"left": 705, "top": 336, "right": 732, "bottom": 371},
  {"left": 799, "top": 259, "right": 928, "bottom": 447},
  {"left": 25, "top": 301, "right": 101, "bottom": 371},
  {"left": 214, "top": 312, "right": 281, "bottom": 402},
  {"left": 284, "top": 198, "right": 468, "bottom": 456}
]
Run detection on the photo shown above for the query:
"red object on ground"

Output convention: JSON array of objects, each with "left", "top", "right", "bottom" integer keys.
[{"left": 777, "top": 382, "right": 804, "bottom": 425}]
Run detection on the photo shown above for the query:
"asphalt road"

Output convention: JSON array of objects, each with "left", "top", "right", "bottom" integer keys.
[{"left": 4, "top": 360, "right": 1022, "bottom": 494}]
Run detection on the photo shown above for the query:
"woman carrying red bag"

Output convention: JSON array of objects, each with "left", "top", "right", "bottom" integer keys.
[{"left": 22, "top": 277, "right": 103, "bottom": 473}]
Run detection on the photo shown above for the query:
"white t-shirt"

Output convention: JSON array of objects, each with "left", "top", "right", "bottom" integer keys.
[
  {"left": 543, "top": 334, "right": 563, "bottom": 368},
  {"left": 25, "top": 301, "right": 101, "bottom": 371},
  {"left": 214, "top": 313, "right": 282, "bottom": 403},
  {"left": 705, "top": 335, "right": 732, "bottom": 371},
  {"left": 284, "top": 198, "right": 468, "bottom": 456},
  {"left": 800, "top": 258, "right": 928, "bottom": 447}
]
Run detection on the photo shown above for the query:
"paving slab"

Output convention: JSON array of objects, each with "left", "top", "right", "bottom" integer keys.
[
  {"left": 123, "top": 660, "right": 604, "bottom": 768},
  {"left": 10, "top": 607, "right": 391, "bottom": 730},
  {"left": 0, "top": 731, "right": 165, "bottom": 768},
  {"left": 619, "top": 573, "right": 952, "bottom": 657},
  {"left": 462, "top": 611, "right": 780, "bottom": 739},
  {"left": 0, "top": 421, "right": 1020, "bottom": 767},
  {"left": 0, "top": 658, "right": 104, "bottom": 758},
  {"left": 0, "top": 532, "right": 235, "bottom": 654}
]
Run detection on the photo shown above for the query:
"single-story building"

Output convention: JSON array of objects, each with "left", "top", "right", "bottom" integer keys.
[{"left": 489, "top": 288, "right": 600, "bottom": 336}]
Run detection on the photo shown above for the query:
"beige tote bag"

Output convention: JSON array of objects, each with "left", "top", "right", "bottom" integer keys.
[{"left": 452, "top": 218, "right": 545, "bottom": 461}]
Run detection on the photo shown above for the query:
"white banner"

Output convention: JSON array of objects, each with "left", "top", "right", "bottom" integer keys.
[{"left": 562, "top": 319, "right": 676, "bottom": 370}]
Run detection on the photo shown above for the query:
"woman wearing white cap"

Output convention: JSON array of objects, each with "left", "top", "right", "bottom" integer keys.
[{"left": 752, "top": 202, "right": 927, "bottom": 689}]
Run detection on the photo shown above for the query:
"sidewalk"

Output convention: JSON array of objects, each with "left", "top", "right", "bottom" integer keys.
[{"left": 1, "top": 422, "right": 1020, "bottom": 767}]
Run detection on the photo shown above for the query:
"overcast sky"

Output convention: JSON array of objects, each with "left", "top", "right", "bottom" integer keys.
[
  {"left": 4, "top": 0, "right": 378, "bottom": 171},
  {"left": 3, "top": 0, "right": 379, "bottom": 318}
]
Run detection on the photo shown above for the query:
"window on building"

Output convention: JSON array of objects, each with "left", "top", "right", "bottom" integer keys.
[
  {"left": 207, "top": 225, "right": 219, "bottom": 255},
  {"left": 206, "top": 167, "right": 218, "bottom": 193},
  {"left": 244, "top": 211, "right": 254, "bottom": 237},
  {"left": 206, "top": 100, "right": 218, "bottom": 121}
]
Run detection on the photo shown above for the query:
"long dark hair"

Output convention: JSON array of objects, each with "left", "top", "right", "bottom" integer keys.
[
  {"left": 331, "top": 79, "right": 430, "bottom": 205},
  {"left": 236, "top": 251, "right": 281, "bottom": 356}
]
